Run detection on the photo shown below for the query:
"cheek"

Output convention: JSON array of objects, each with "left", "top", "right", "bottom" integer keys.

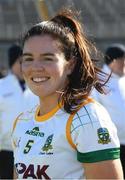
[
  {"left": 56, "top": 61, "right": 70, "bottom": 76},
  {"left": 21, "top": 63, "right": 29, "bottom": 74},
  {"left": 49, "top": 64, "right": 68, "bottom": 86},
  {"left": 21, "top": 64, "right": 30, "bottom": 80},
  {"left": 56, "top": 68, "right": 68, "bottom": 80},
  {"left": 49, "top": 63, "right": 63, "bottom": 76}
]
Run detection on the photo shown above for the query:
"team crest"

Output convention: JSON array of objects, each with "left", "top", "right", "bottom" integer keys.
[
  {"left": 97, "top": 128, "right": 111, "bottom": 144},
  {"left": 42, "top": 134, "right": 53, "bottom": 152},
  {"left": 38, "top": 134, "right": 54, "bottom": 155}
]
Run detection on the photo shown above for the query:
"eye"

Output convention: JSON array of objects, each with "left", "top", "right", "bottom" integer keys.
[
  {"left": 22, "top": 57, "right": 33, "bottom": 62},
  {"left": 44, "top": 57, "right": 53, "bottom": 61}
]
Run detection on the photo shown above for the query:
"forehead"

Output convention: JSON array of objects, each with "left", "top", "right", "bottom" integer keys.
[{"left": 23, "top": 35, "right": 62, "bottom": 53}]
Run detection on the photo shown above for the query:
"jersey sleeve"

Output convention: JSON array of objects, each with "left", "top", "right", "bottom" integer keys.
[{"left": 71, "top": 102, "right": 120, "bottom": 163}]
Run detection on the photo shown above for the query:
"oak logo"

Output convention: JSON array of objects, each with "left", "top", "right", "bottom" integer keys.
[{"left": 15, "top": 163, "right": 50, "bottom": 179}]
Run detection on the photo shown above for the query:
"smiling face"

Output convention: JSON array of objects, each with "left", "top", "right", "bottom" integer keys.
[{"left": 22, "top": 35, "right": 73, "bottom": 101}]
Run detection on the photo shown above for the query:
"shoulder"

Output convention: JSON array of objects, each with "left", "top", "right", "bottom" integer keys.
[
  {"left": 73, "top": 98, "right": 112, "bottom": 126},
  {"left": 18, "top": 105, "right": 38, "bottom": 121},
  {"left": 0, "top": 76, "right": 8, "bottom": 91},
  {"left": 12, "top": 105, "right": 38, "bottom": 133},
  {"left": 77, "top": 98, "right": 107, "bottom": 114}
]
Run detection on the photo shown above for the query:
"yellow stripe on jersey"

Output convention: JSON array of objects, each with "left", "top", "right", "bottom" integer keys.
[
  {"left": 66, "top": 97, "right": 95, "bottom": 149},
  {"left": 66, "top": 113, "right": 77, "bottom": 149},
  {"left": 35, "top": 102, "right": 62, "bottom": 122},
  {"left": 12, "top": 112, "right": 23, "bottom": 134},
  {"left": 12, "top": 139, "right": 17, "bottom": 149}
]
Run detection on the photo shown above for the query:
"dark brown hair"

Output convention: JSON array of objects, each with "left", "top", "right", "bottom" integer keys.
[{"left": 22, "top": 8, "right": 108, "bottom": 114}]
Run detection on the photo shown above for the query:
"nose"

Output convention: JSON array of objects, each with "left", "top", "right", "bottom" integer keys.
[{"left": 32, "top": 60, "right": 45, "bottom": 71}]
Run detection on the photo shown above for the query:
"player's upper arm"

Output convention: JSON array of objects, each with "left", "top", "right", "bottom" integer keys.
[{"left": 83, "top": 159, "right": 123, "bottom": 179}]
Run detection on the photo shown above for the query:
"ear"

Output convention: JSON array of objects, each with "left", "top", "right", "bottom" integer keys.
[{"left": 66, "top": 59, "right": 76, "bottom": 75}]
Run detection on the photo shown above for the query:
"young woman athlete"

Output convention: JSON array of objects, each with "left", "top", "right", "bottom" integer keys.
[{"left": 12, "top": 8, "right": 123, "bottom": 179}]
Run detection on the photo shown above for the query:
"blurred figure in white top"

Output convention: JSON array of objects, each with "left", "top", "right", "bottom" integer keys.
[
  {"left": 0, "top": 44, "right": 25, "bottom": 179},
  {"left": 91, "top": 43, "right": 125, "bottom": 178}
]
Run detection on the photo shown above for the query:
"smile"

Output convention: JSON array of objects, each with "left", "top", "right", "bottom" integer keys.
[{"left": 32, "top": 77, "right": 50, "bottom": 83}]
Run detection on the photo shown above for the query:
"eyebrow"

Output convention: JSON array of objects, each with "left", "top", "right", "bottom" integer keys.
[{"left": 22, "top": 53, "right": 55, "bottom": 57}]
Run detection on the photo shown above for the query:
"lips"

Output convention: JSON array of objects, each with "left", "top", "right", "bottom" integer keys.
[{"left": 32, "top": 77, "right": 50, "bottom": 83}]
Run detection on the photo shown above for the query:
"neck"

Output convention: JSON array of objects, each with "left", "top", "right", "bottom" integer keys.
[{"left": 39, "top": 93, "right": 61, "bottom": 116}]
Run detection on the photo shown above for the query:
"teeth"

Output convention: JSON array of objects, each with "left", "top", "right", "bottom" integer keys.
[{"left": 33, "top": 77, "right": 48, "bottom": 82}]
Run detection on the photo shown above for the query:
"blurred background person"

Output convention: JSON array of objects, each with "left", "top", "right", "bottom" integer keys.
[
  {"left": 0, "top": 71, "right": 5, "bottom": 79},
  {"left": 8, "top": 44, "right": 26, "bottom": 91},
  {"left": 91, "top": 43, "right": 125, "bottom": 178},
  {"left": 0, "top": 66, "right": 8, "bottom": 79},
  {"left": 0, "top": 70, "right": 6, "bottom": 79},
  {"left": 0, "top": 44, "right": 25, "bottom": 179}
]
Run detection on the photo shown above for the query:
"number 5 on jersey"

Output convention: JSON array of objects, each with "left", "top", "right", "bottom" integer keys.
[{"left": 24, "top": 140, "right": 34, "bottom": 154}]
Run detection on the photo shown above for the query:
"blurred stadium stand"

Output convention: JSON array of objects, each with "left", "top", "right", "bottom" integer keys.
[{"left": 0, "top": 0, "right": 125, "bottom": 68}]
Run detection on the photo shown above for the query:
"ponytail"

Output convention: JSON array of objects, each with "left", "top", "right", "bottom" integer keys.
[{"left": 50, "top": 8, "right": 106, "bottom": 113}]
